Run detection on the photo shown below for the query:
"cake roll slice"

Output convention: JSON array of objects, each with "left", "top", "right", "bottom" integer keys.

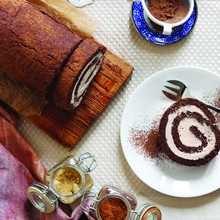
[
  {"left": 53, "top": 39, "right": 106, "bottom": 112},
  {"left": 0, "top": 0, "right": 82, "bottom": 97},
  {"left": 159, "top": 98, "right": 220, "bottom": 166}
]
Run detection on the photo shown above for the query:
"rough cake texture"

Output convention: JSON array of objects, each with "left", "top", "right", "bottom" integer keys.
[
  {"left": 0, "top": 0, "right": 82, "bottom": 97},
  {"left": 52, "top": 38, "right": 106, "bottom": 112},
  {"left": 159, "top": 98, "right": 220, "bottom": 166},
  {"left": 0, "top": 0, "right": 107, "bottom": 112}
]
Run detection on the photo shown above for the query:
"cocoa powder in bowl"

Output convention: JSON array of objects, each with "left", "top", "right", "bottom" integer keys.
[{"left": 147, "top": 0, "right": 189, "bottom": 23}]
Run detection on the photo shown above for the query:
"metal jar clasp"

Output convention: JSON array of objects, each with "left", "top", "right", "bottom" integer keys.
[{"left": 77, "top": 152, "right": 97, "bottom": 172}]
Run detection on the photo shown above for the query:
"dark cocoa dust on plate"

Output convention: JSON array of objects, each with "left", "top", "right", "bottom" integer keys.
[
  {"left": 203, "top": 87, "right": 220, "bottom": 125},
  {"left": 128, "top": 118, "right": 166, "bottom": 165}
]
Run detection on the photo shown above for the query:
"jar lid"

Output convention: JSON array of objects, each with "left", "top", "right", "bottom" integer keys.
[
  {"left": 27, "top": 182, "right": 58, "bottom": 213},
  {"left": 136, "top": 203, "right": 162, "bottom": 220}
]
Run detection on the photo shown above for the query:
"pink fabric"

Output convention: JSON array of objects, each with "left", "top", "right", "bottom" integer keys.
[
  {"left": 0, "top": 105, "right": 94, "bottom": 220},
  {"left": 0, "top": 112, "right": 45, "bottom": 183}
]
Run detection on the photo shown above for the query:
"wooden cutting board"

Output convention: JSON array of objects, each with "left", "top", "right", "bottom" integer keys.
[{"left": 28, "top": 50, "right": 133, "bottom": 150}]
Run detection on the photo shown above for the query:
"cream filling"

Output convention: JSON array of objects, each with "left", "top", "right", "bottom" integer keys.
[
  {"left": 165, "top": 105, "right": 216, "bottom": 160},
  {"left": 71, "top": 52, "right": 103, "bottom": 108}
]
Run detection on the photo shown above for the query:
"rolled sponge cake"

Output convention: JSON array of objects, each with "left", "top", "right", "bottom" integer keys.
[
  {"left": 0, "top": 0, "right": 82, "bottom": 97},
  {"left": 53, "top": 39, "right": 106, "bottom": 111},
  {"left": 159, "top": 98, "right": 220, "bottom": 166},
  {"left": 0, "top": 0, "right": 106, "bottom": 112}
]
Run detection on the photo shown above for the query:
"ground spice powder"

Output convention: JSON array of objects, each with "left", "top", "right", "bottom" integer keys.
[
  {"left": 130, "top": 127, "right": 161, "bottom": 159},
  {"left": 215, "top": 91, "right": 220, "bottom": 108},
  {"left": 148, "top": 0, "right": 189, "bottom": 23},
  {"left": 99, "top": 197, "right": 128, "bottom": 220},
  {"left": 53, "top": 166, "right": 82, "bottom": 196},
  {"left": 213, "top": 91, "right": 220, "bottom": 125}
]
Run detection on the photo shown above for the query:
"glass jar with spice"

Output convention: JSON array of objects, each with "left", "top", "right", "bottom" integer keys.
[
  {"left": 81, "top": 185, "right": 162, "bottom": 220},
  {"left": 27, "top": 152, "right": 97, "bottom": 213}
]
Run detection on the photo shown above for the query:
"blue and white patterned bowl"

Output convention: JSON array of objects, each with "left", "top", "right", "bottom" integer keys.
[{"left": 131, "top": 1, "right": 197, "bottom": 45}]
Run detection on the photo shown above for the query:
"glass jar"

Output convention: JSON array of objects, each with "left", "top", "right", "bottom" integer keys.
[
  {"left": 27, "top": 152, "right": 97, "bottom": 213},
  {"left": 81, "top": 185, "right": 162, "bottom": 220}
]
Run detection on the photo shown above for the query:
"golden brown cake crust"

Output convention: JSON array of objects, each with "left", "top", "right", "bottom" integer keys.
[
  {"left": 0, "top": 0, "right": 82, "bottom": 97},
  {"left": 53, "top": 39, "right": 106, "bottom": 112}
]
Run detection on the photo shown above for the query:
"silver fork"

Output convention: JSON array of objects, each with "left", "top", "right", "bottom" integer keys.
[{"left": 162, "top": 80, "right": 220, "bottom": 113}]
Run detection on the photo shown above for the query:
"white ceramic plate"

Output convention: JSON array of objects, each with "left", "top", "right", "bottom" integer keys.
[{"left": 120, "top": 66, "right": 220, "bottom": 198}]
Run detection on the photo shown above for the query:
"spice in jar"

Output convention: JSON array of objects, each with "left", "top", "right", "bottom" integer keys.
[
  {"left": 53, "top": 166, "right": 82, "bottom": 196},
  {"left": 81, "top": 186, "right": 162, "bottom": 220},
  {"left": 27, "top": 153, "right": 97, "bottom": 213},
  {"left": 98, "top": 197, "right": 128, "bottom": 220}
]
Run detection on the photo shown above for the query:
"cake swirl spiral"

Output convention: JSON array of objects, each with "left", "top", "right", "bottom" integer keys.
[{"left": 159, "top": 98, "right": 220, "bottom": 166}]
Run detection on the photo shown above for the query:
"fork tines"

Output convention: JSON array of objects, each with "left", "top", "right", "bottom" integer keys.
[
  {"left": 162, "top": 80, "right": 183, "bottom": 101},
  {"left": 162, "top": 90, "right": 180, "bottom": 101}
]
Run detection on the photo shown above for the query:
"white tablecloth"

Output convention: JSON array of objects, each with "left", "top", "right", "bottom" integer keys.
[{"left": 18, "top": 0, "right": 220, "bottom": 219}]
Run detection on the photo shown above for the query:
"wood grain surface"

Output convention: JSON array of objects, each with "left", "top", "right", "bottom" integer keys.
[{"left": 28, "top": 50, "right": 133, "bottom": 150}]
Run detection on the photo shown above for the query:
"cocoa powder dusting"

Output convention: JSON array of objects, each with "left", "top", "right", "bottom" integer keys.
[
  {"left": 214, "top": 92, "right": 220, "bottom": 108},
  {"left": 213, "top": 90, "right": 220, "bottom": 124},
  {"left": 148, "top": 0, "right": 189, "bottom": 23},
  {"left": 130, "top": 125, "right": 161, "bottom": 159}
]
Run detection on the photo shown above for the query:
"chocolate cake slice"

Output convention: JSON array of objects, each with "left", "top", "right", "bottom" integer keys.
[
  {"left": 0, "top": 0, "right": 82, "bottom": 97},
  {"left": 159, "top": 98, "right": 220, "bottom": 166},
  {"left": 52, "top": 39, "right": 106, "bottom": 112}
]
